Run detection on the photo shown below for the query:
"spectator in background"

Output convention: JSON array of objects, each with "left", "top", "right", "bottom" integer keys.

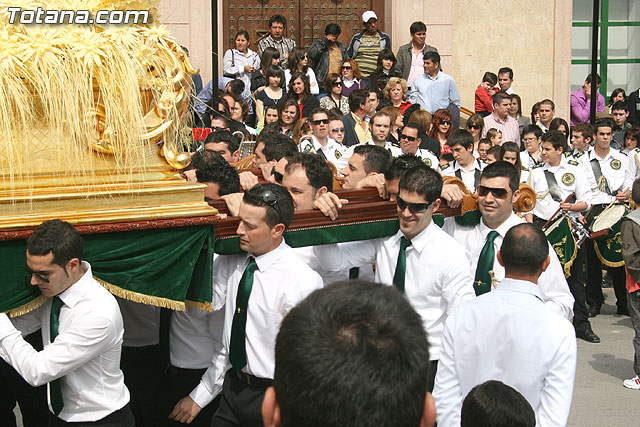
[
  {"left": 466, "top": 113, "right": 485, "bottom": 152},
  {"left": 608, "top": 88, "right": 627, "bottom": 114},
  {"left": 286, "top": 72, "right": 320, "bottom": 118},
  {"left": 630, "top": 87, "right": 640, "bottom": 126},
  {"left": 380, "top": 105, "right": 403, "bottom": 146},
  {"left": 570, "top": 74, "right": 605, "bottom": 126},
  {"left": 624, "top": 127, "right": 640, "bottom": 154},
  {"left": 328, "top": 111, "right": 346, "bottom": 145},
  {"left": 263, "top": 104, "right": 279, "bottom": 127},
  {"left": 250, "top": 47, "right": 282, "bottom": 95},
  {"left": 485, "top": 145, "right": 501, "bottom": 164},
  {"left": 486, "top": 128, "right": 503, "bottom": 146},
  {"left": 520, "top": 124, "right": 544, "bottom": 174},
  {"left": 482, "top": 91, "right": 521, "bottom": 146},
  {"left": 223, "top": 31, "right": 260, "bottom": 100},
  {"left": 549, "top": 117, "right": 569, "bottom": 144},
  {"left": 497, "top": 67, "right": 515, "bottom": 94},
  {"left": 340, "top": 59, "right": 366, "bottom": 97},
  {"left": 461, "top": 381, "right": 535, "bottom": 427},
  {"left": 408, "top": 109, "right": 440, "bottom": 157},
  {"left": 429, "top": 108, "right": 454, "bottom": 155},
  {"left": 368, "top": 49, "right": 401, "bottom": 97},
  {"left": 611, "top": 101, "right": 632, "bottom": 150},
  {"left": 285, "top": 47, "right": 319, "bottom": 95},
  {"left": 347, "top": 11, "right": 392, "bottom": 79},
  {"left": 530, "top": 101, "right": 541, "bottom": 126},
  {"left": 292, "top": 118, "right": 312, "bottom": 145},
  {"left": 258, "top": 14, "right": 296, "bottom": 69},
  {"left": 277, "top": 99, "right": 300, "bottom": 138},
  {"left": 475, "top": 72, "right": 498, "bottom": 117},
  {"left": 509, "top": 94, "right": 530, "bottom": 135},
  {"left": 396, "top": 21, "right": 438, "bottom": 87},
  {"left": 499, "top": 142, "right": 523, "bottom": 182},
  {"left": 320, "top": 73, "right": 350, "bottom": 115},
  {"left": 380, "top": 77, "right": 412, "bottom": 115},
  {"left": 341, "top": 88, "right": 374, "bottom": 147},
  {"left": 308, "top": 23, "right": 347, "bottom": 91},
  {"left": 536, "top": 99, "right": 555, "bottom": 132},
  {"left": 477, "top": 139, "right": 492, "bottom": 162},
  {"left": 255, "top": 65, "right": 286, "bottom": 131}
]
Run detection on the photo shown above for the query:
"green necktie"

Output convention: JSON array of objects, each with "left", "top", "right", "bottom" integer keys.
[
  {"left": 392, "top": 237, "right": 412, "bottom": 293},
  {"left": 474, "top": 230, "right": 499, "bottom": 296},
  {"left": 49, "top": 296, "right": 64, "bottom": 416},
  {"left": 229, "top": 257, "right": 258, "bottom": 372}
]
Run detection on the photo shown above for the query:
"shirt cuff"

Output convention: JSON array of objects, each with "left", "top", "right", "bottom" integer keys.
[
  {"left": 0, "top": 313, "right": 16, "bottom": 341},
  {"left": 189, "top": 380, "right": 223, "bottom": 410}
]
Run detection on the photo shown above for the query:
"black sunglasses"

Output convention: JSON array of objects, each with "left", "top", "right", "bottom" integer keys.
[
  {"left": 311, "top": 119, "right": 329, "bottom": 125},
  {"left": 342, "top": 65, "right": 352, "bottom": 70},
  {"left": 271, "top": 168, "right": 284, "bottom": 184},
  {"left": 477, "top": 185, "right": 510, "bottom": 199},
  {"left": 397, "top": 196, "right": 431, "bottom": 214},
  {"left": 299, "top": 54, "right": 307, "bottom": 60},
  {"left": 255, "top": 185, "right": 282, "bottom": 221},
  {"left": 332, "top": 81, "right": 343, "bottom": 87},
  {"left": 331, "top": 127, "right": 345, "bottom": 133},
  {"left": 441, "top": 120, "right": 452, "bottom": 125},
  {"left": 467, "top": 124, "right": 481, "bottom": 130},
  {"left": 400, "top": 133, "right": 417, "bottom": 142},
  {"left": 23, "top": 264, "right": 50, "bottom": 283}
]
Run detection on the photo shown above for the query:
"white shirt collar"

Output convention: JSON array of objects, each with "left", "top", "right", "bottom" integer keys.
[
  {"left": 58, "top": 261, "right": 93, "bottom": 309},
  {"left": 396, "top": 220, "right": 438, "bottom": 254},
  {"left": 495, "top": 278, "right": 544, "bottom": 302},
  {"left": 251, "top": 240, "right": 289, "bottom": 273}
]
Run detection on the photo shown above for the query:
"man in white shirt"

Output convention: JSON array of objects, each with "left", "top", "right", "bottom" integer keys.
[
  {"left": 312, "top": 165, "right": 475, "bottom": 391},
  {"left": 0, "top": 219, "right": 133, "bottom": 425},
  {"left": 300, "top": 108, "right": 349, "bottom": 171},
  {"left": 536, "top": 99, "right": 555, "bottom": 132},
  {"left": 391, "top": 123, "right": 439, "bottom": 169},
  {"left": 497, "top": 67, "right": 515, "bottom": 95},
  {"left": 443, "top": 161, "right": 575, "bottom": 319},
  {"left": 210, "top": 184, "right": 324, "bottom": 427},
  {"left": 263, "top": 280, "right": 437, "bottom": 427},
  {"left": 440, "top": 129, "right": 485, "bottom": 193},
  {"left": 434, "top": 223, "right": 577, "bottom": 427}
]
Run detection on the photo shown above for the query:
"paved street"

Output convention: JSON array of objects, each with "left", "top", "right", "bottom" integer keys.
[{"left": 569, "top": 288, "right": 638, "bottom": 426}]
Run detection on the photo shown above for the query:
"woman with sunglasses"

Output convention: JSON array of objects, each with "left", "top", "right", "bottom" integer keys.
[
  {"left": 428, "top": 109, "right": 454, "bottom": 155},
  {"left": 255, "top": 65, "right": 286, "bottom": 131},
  {"left": 341, "top": 59, "right": 366, "bottom": 98},
  {"left": 509, "top": 94, "right": 530, "bottom": 135},
  {"left": 286, "top": 72, "right": 320, "bottom": 119},
  {"left": 466, "top": 113, "right": 485, "bottom": 153},
  {"left": 284, "top": 46, "right": 319, "bottom": 95},
  {"left": 277, "top": 99, "right": 300, "bottom": 138},
  {"left": 319, "top": 73, "right": 350, "bottom": 115},
  {"left": 250, "top": 47, "right": 282, "bottom": 94}
]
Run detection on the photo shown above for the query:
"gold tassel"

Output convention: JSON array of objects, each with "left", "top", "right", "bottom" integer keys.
[
  {"left": 185, "top": 300, "right": 213, "bottom": 312},
  {"left": 94, "top": 276, "right": 186, "bottom": 311},
  {"left": 6, "top": 295, "right": 48, "bottom": 318}
]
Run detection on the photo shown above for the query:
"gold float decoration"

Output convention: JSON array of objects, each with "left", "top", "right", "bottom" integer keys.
[{"left": 0, "top": 1, "right": 216, "bottom": 230}]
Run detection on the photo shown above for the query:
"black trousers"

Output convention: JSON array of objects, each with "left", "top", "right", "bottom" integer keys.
[
  {"left": 48, "top": 404, "right": 135, "bottom": 427},
  {"left": 166, "top": 366, "right": 221, "bottom": 427},
  {"left": 210, "top": 370, "right": 271, "bottom": 427},
  {"left": 585, "top": 238, "right": 627, "bottom": 308},
  {"left": 568, "top": 246, "right": 592, "bottom": 332},
  {"left": 120, "top": 345, "right": 166, "bottom": 427},
  {"left": 0, "top": 331, "right": 48, "bottom": 427}
]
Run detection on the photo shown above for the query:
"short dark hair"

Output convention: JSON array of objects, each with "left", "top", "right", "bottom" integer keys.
[
  {"left": 403, "top": 122, "right": 422, "bottom": 137},
  {"left": 269, "top": 14, "right": 287, "bottom": 28},
  {"left": 262, "top": 133, "right": 298, "bottom": 162},
  {"left": 384, "top": 154, "right": 425, "bottom": 182},
  {"left": 461, "top": 380, "right": 535, "bottom": 427},
  {"left": 398, "top": 165, "right": 442, "bottom": 204},
  {"left": 498, "top": 67, "right": 513, "bottom": 79},
  {"left": 274, "top": 280, "right": 430, "bottom": 427},
  {"left": 324, "top": 72, "right": 342, "bottom": 94},
  {"left": 348, "top": 88, "right": 369, "bottom": 113},
  {"left": 266, "top": 65, "right": 284, "bottom": 81},
  {"left": 595, "top": 117, "right": 615, "bottom": 133},
  {"left": 486, "top": 145, "right": 501, "bottom": 159},
  {"left": 353, "top": 144, "right": 392, "bottom": 175},
  {"left": 423, "top": 50, "right": 440, "bottom": 65},
  {"left": 482, "top": 72, "right": 497, "bottom": 86},
  {"left": 204, "top": 129, "right": 240, "bottom": 153},
  {"left": 447, "top": 129, "right": 474, "bottom": 150},
  {"left": 481, "top": 161, "right": 519, "bottom": 192},
  {"left": 611, "top": 101, "right": 629, "bottom": 113},
  {"left": 585, "top": 73, "right": 601, "bottom": 85},
  {"left": 27, "top": 219, "right": 84, "bottom": 268},
  {"left": 226, "top": 79, "right": 245, "bottom": 97},
  {"left": 243, "top": 183, "right": 294, "bottom": 229},
  {"left": 195, "top": 150, "right": 241, "bottom": 196},
  {"left": 325, "top": 23, "right": 341, "bottom": 36},
  {"left": 376, "top": 48, "right": 397, "bottom": 69},
  {"left": 632, "top": 178, "right": 640, "bottom": 206},
  {"left": 285, "top": 152, "right": 334, "bottom": 192},
  {"left": 410, "top": 21, "right": 427, "bottom": 34},
  {"left": 522, "top": 124, "right": 543, "bottom": 139},
  {"left": 478, "top": 138, "right": 492, "bottom": 148},
  {"left": 541, "top": 130, "right": 567, "bottom": 152},
  {"left": 571, "top": 122, "right": 594, "bottom": 140},
  {"left": 492, "top": 91, "right": 511, "bottom": 106},
  {"left": 309, "top": 107, "right": 329, "bottom": 122},
  {"left": 500, "top": 223, "right": 549, "bottom": 275},
  {"left": 540, "top": 99, "right": 555, "bottom": 110}
]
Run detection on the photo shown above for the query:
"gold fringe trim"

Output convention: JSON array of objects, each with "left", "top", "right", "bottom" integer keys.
[
  {"left": 94, "top": 276, "right": 186, "bottom": 311},
  {"left": 185, "top": 300, "right": 213, "bottom": 312},
  {"left": 6, "top": 295, "right": 48, "bottom": 318},
  {"left": 562, "top": 245, "right": 578, "bottom": 278},
  {"left": 593, "top": 243, "right": 625, "bottom": 268}
]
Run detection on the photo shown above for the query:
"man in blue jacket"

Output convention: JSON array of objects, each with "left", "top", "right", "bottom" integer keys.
[{"left": 346, "top": 11, "right": 391, "bottom": 79}]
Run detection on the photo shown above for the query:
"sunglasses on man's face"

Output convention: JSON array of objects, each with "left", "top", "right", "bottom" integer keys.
[
  {"left": 400, "top": 134, "right": 417, "bottom": 142},
  {"left": 271, "top": 168, "right": 284, "bottom": 184},
  {"left": 397, "top": 196, "right": 431, "bottom": 214},
  {"left": 311, "top": 119, "right": 329, "bottom": 125},
  {"left": 477, "top": 185, "right": 510, "bottom": 199},
  {"left": 331, "top": 127, "right": 345, "bottom": 133},
  {"left": 23, "top": 264, "right": 50, "bottom": 283}
]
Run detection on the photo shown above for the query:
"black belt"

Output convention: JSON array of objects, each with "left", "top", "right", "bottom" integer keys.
[{"left": 231, "top": 369, "right": 273, "bottom": 387}]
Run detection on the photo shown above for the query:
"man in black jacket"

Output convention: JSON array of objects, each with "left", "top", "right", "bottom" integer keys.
[
  {"left": 628, "top": 87, "right": 640, "bottom": 126},
  {"left": 341, "top": 89, "right": 374, "bottom": 147},
  {"left": 308, "top": 24, "right": 347, "bottom": 93}
]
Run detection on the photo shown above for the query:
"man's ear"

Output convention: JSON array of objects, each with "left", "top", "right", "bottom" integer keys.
[
  {"left": 272, "top": 223, "right": 286, "bottom": 239},
  {"left": 232, "top": 150, "right": 240, "bottom": 162},
  {"left": 316, "top": 186, "right": 328, "bottom": 197},
  {"left": 420, "top": 392, "right": 437, "bottom": 427},
  {"left": 541, "top": 255, "right": 551, "bottom": 272},
  {"left": 497, "top": 250, "right": 504, "bottom": 267},
  {"left": 261, "top": 387, "right": 282, "bottom": 427}
]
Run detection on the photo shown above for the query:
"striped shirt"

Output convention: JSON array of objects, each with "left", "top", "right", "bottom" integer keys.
[
  {"left": 355, "top": 34, "right": 380, "bottom": 77},
  {"left": 258, "top": 35, "right": 296, "bottom": 69}
]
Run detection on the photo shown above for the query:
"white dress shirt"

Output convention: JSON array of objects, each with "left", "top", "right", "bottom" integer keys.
[
  {"left": 312, "top": 222, "right": 475, "bottom": 360},
  {"left": 389, "top": 145, "right": 439, "bottom": 170},
  {"left": 586, "top": 148, "right": 635, "bottom": 205},
  {"left": 0, "top": 263, "right": 129, "bottom": 422},
  {"left": 211, "top": 241, "right": 323, "bottom": 386},
  {"left": 530, "top": 157, "right": 592, "bottom": 220},
  {"left": 443, "top": 213, "right": 574, "bottom": 319},
  {"left": 626, "top": 147, "right": 640, "bottom": 179},
  {"left": 441, "top": 159, "right": 485, "bottom": 193},
  {"left": 300, "top": 135, "right": 349, "bottom": 172},
  {"left": 433, "top": 278, "right": 577, "bottom": 427},
  {"left": 293, "top": 246, "right": 374, "bottom": 285}
]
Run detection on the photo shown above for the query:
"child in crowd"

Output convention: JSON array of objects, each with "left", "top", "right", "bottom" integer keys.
[
  {"left": 621, "top": 177, "right": 640, "bottom": 391},
  {"left": 474, "top": 72, "right": 498, "bottom": 117},
  {"left": 485, "top": 145, "right": 501, "bottom": 164},
  {"left": 486, "top": 128, "right": 503, "bottom": 146},
  {"left": 476, "top": 138, "right": 492, "bottom": 161}
]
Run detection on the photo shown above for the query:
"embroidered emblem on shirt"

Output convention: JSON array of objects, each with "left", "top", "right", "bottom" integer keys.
[
  {"left": 567, "top": 160, "right": 579, "bottom": 166},
  {"left": 440, "top": 163, "right": 451, "bottom": 171},
  {"left": 303, "top": 143, "right": 313, "bottom": 152},
  {"left": 562, "top": 173, "right": 575, "bottom": 186},
  {"left": 335, "top": 149, "right": 342, "bottom": 159},
  {"left": 611, "top": 158, "right": 622, "bottom": 170},
  {"left": 423, "top": 158, "right": 432, "bottom": 167}
]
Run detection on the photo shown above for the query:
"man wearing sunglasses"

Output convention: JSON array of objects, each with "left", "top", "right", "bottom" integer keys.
[
  {"left": 0, "top": 219, "right": 134, "bottom": 425},
  {"left": 209, "top": 184, "right": 323, "bottom": 426},
  {"left": 441, "top": 129, "right": 485, "bottom": 193},
  {"left": 442, "top": 161, "right": 574, "bottom": 320},
  {"left": 301, "top": 108, "right": 349, "bottom": 172},
  {"left": 391, "top": 122, "right": 439, "bottom": 170},
  {"left": 312, "top": 165, "right": 475, "bottom": 391}
]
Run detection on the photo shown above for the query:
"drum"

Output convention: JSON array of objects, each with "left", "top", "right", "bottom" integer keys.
[
  {"left": 590, "top": 204, "right": 627, "bottom": 239},
  {"left": 544, "top": 215, "right": 577, "bottom": 277},
  {"left": 589, "top": 204, "right": 629, "bottom": 267}
]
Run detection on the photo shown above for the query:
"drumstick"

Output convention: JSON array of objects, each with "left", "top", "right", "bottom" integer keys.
[{"left": 542, "top": 193, "right": 576, "bottom": 230}]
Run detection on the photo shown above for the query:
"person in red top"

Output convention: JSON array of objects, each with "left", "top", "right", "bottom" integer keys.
[{"left": 475, "top": 72, "right": 498, "bottom": 117}]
